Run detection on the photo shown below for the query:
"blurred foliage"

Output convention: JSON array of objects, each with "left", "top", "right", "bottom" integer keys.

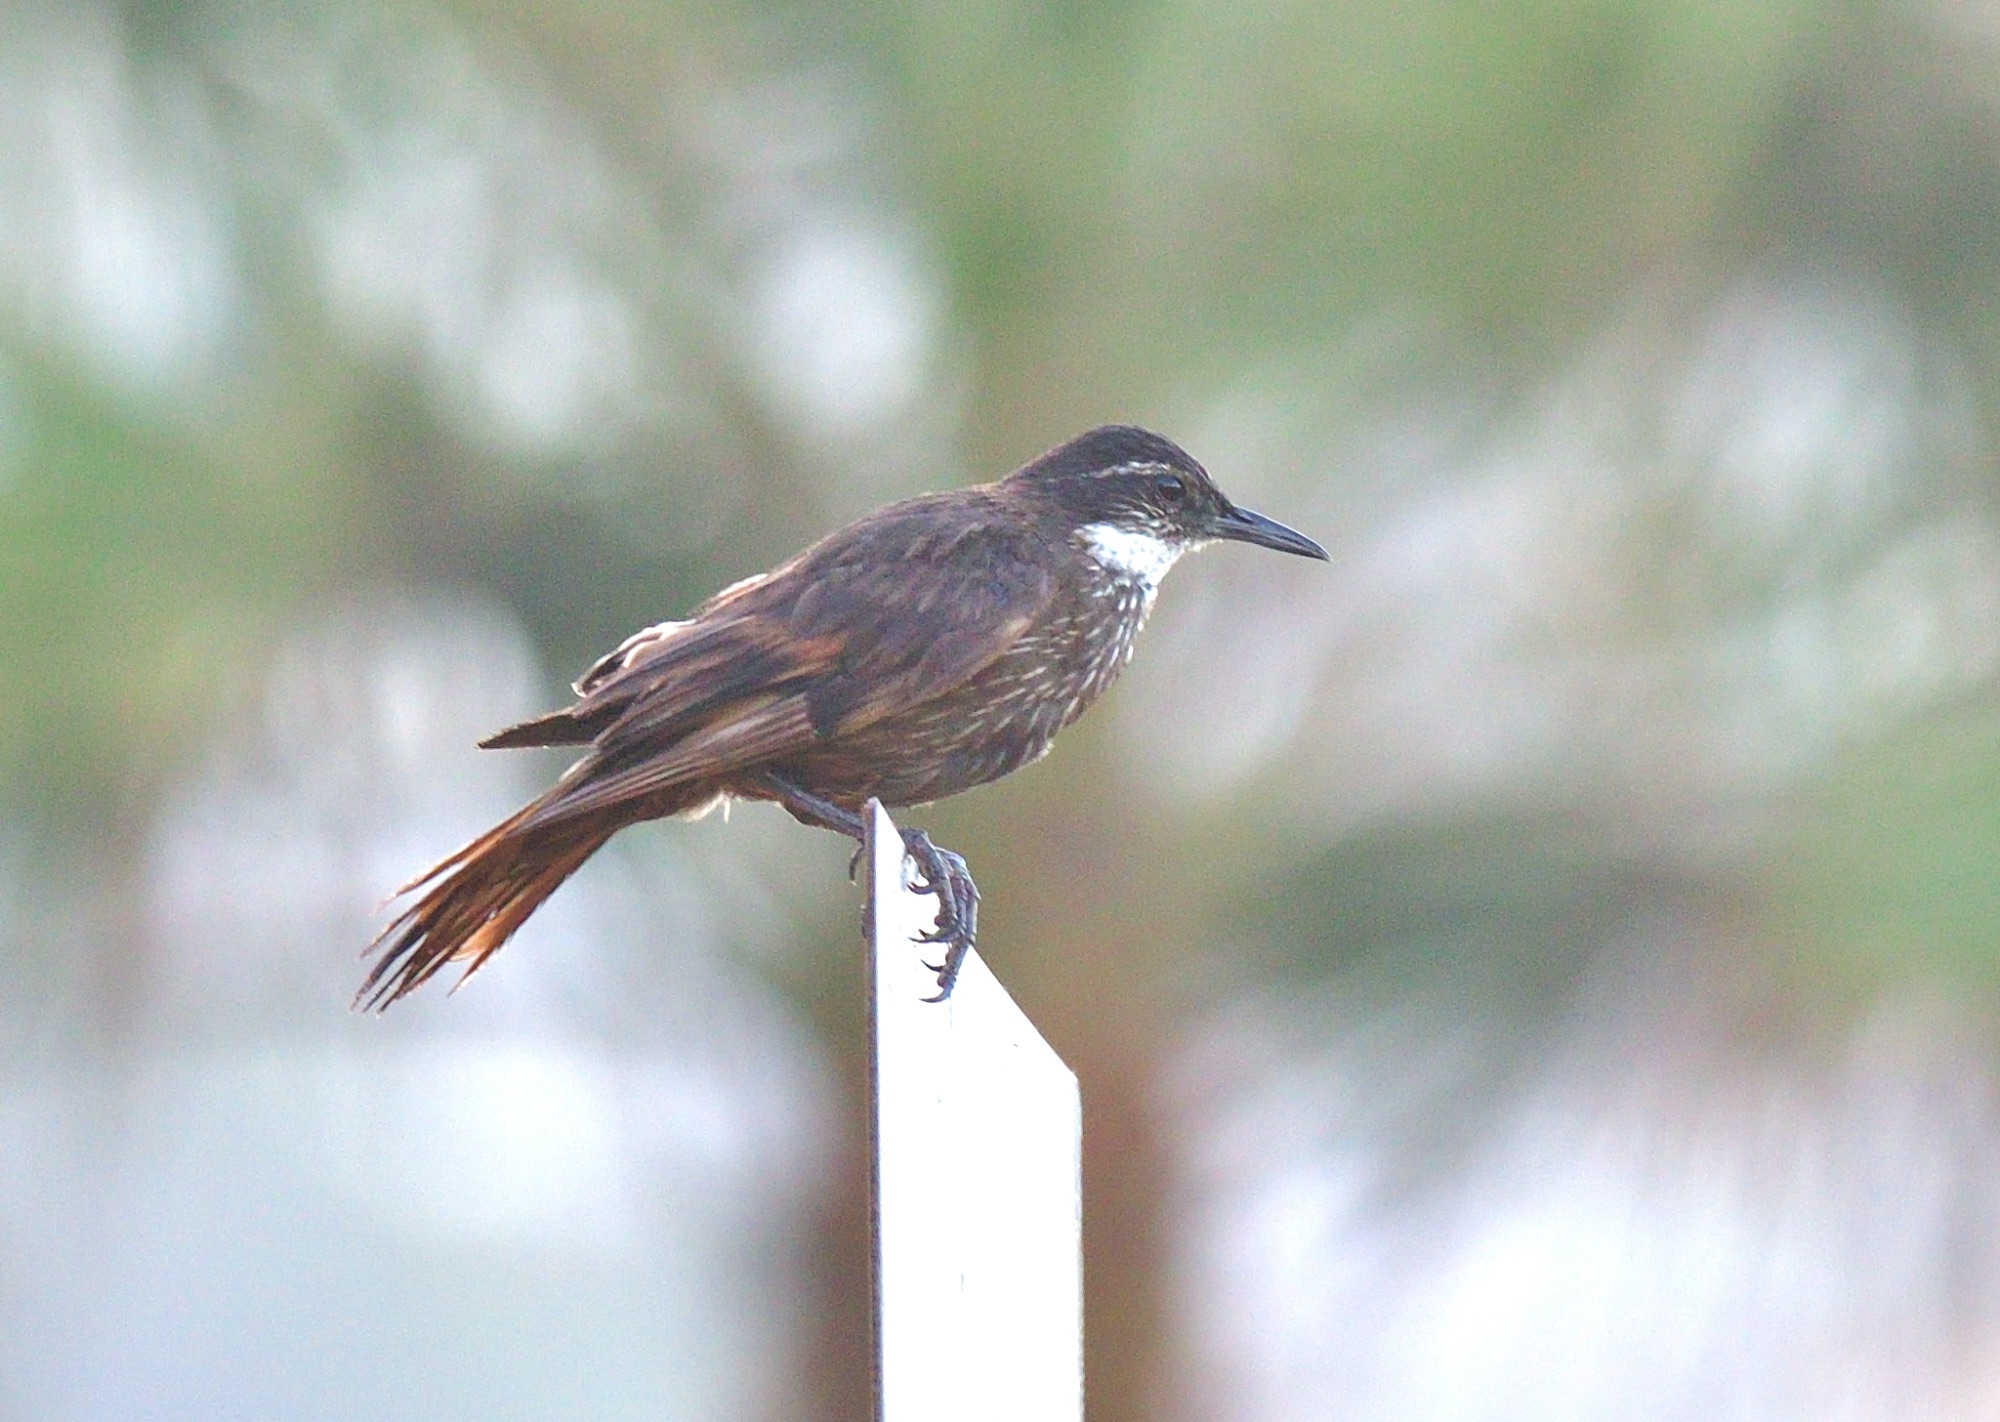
[
  {"left": 2, "top": 0, "right": 1998, "bottom": 978},
  {"left": 10, "top": 0, "right": 2000, "bottom": 1410},
  {"left": 1786, "top": 706, "right": 2000, "bottom": 977}
]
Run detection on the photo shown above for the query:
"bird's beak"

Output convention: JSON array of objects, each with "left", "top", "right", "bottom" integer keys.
[{"left": 1212, "top": 505, "right": 1330, "bottom": 560}]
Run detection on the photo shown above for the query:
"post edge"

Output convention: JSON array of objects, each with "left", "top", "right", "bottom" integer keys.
[{"left": 862, "top": 796, "right": 888, "bottom": 1422}]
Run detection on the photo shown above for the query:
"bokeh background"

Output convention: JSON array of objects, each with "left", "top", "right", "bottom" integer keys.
[{"left": 6, "top": 0, "right": 2000, "bottom": 1417}]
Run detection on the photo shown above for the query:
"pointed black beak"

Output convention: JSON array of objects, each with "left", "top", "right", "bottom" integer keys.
[{"left": 1212, "top": 504, "right": 1330, "bottom": 560}]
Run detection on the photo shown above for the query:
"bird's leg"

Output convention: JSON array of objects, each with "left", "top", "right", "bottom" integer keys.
[
  {"left": 752, "top": 771, "right": 869, "bottom": 840},
  {"left": 750, "top": 771, "right": 978, "bottom": 1001}
]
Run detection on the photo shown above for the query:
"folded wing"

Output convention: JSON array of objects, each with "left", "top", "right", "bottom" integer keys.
[{"left": 487, "top": 493, "right": 1057, "bottom": 827}]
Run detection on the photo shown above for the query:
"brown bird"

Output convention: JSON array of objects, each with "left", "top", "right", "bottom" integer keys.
[{"left": 360, "top": 425, "right": 1327, "bottom": 1010}]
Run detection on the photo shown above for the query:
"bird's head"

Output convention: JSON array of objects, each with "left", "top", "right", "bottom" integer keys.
[{"left": 1007, "top": 425, "right": 1329, "bottom": 589}]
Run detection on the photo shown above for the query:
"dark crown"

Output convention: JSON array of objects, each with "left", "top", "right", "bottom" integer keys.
[
  {"left": 1005, "top": 424, "right": 1229, "bottom": 538},
  {"left": 1015, "top": 424, "right": 1209, "bottom": 484}
]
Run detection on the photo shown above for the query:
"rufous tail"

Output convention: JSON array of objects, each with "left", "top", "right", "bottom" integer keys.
[{"left": 356, "top": 802, "right": 614, "bottom": 1012}]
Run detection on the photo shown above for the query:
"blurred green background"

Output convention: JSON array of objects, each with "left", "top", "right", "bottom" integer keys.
[{"left": 7, "top": 0, "right": 2000, "bottom": 1417}]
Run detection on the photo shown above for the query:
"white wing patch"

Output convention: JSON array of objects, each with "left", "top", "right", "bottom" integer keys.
[{"left": 1078, "top": 523, "right": 1182, "bottom": 591}]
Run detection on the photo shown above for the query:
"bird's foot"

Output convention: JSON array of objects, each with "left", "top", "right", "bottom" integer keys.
[{"left": 901, "top": 828, "right": 979, "bottom": 1002}]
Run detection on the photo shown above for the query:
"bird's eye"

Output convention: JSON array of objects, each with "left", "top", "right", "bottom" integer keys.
[{"left": 1154, "top": 473, "right": 1187, "bottom": 502}]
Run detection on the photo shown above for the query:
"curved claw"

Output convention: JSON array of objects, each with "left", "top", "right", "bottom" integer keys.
[
  {"left": 916, "top": 899, "right": 968, "bottom": 944},
  {"left": 898, "top": 827, "right": 981, "bottom": 1002}
]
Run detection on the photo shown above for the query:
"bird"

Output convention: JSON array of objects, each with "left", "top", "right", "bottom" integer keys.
[{"left": 359, "top": 424, "right": 1328, "bottom": 1010}]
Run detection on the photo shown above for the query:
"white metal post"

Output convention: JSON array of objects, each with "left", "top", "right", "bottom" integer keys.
[{"left": 864, "top": 799, "right": 1083, "bottom": 1422}]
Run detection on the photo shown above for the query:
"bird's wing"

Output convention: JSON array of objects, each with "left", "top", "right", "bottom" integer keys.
[
  {"left": 514, "top": 495, "right": 1056, "bottom": 825},
  {"left": 479, "top": 572, "right": 783, "bottom": 750},
  {"left": 572, "top": 569, "right": 773, "bottom": 695},
  {"left": 780, "top": 506, "right": 1057, "bottom": 738},
  {"left": 520, "top": 690, "right": 818, "bottom": 828}
]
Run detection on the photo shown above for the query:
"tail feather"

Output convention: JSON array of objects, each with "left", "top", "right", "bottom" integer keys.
[
  {"left": 357, "top": 804, "right": 612, "bottom": 1012},
  {"left": 478, "top": 708, "right": 597, "bottom": 750}
]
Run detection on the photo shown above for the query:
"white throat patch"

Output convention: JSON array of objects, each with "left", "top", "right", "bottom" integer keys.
[{"left": 1079, "top": 522, "right": 1182, "bottom": 591}]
